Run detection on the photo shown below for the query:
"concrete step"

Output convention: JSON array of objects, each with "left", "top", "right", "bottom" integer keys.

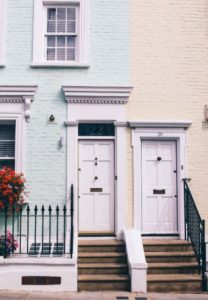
[
  {"left": 78, "top": 274, "right": 130, "bottom": 291},
  {"left": 78, "top": 263, "right": 128, "bottom": 275},
  {"left": 143, "top": 239, "right": 193, "bottom": 252},
  {"left": 145, "top": 251, "right": 196, "bottom": 263},
  {"left": 78, "top": 240, "right": 125, "bottom": 252},
  {"left": 147, "top": 274, "right": 202, "bottom": 293},
  {"left": 78, "top": 252, "right": 127, "bottom": 264},
  {"left": 147, "top": 262, "right": 199, "bottom": 274}
]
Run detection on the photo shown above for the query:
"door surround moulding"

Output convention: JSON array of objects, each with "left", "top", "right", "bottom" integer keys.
[
  {"left": 130, "top": 120, "right": 192, "bottom": 239},
  {"left": 63, "top": 86, "right": 132, "bottom": 239},
  {"left": 62, "top": 86, "right": 133, "bottom": 104}
]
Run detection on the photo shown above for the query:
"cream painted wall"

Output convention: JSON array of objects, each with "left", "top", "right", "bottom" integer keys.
[{"left": 128, "top": 0, "right": 208, "bottom": 227}]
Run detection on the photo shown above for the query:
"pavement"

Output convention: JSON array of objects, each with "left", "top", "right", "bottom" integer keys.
[{"left": 0, "top": 292, "right": 208, "bottom": 300}]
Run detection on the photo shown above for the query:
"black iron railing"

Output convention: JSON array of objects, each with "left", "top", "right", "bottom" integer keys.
[
  {"left": 0, "top": 184, "right": 74, "bottom": 259},
  {"left": 183, "top": 179, "right": 206, "bottom": 290}
]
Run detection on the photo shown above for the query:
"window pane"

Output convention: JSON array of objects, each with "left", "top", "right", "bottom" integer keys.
[
  {"left": 67, "top": 48, "right": 75, "bottom": 61},
  {"left": 47, "top": 48, "right": 55, "bottom": 60},
  {"left": 0, "top": 125, "right": 15, "bottom": 140},
  {"left": 67, "top": 36, "right": 75, "bottom": 47},
  {"left": 0, "top": 160, "right": 15, "bottom": 170},
  {"left": 67, "top": 8, "right": 76, "bottom": 20},
  {"left": 57, "top": 21, "right": 66, "bottom": 32},
  {"left": 47, "top": 21, "right": 56, "bottom": 33},
  {"left": 0, "top": 141, "right": 15, "bottom": 157},
  {"left": 48, "top": 8, "right": 56, "bottom": 20},
  {"left": 47, "top": 36, "right": 56, "bottom": 47},
  {"left": 57, "top": 36, "right": 65, "bottom": 47},
  {"left": 57, "top": 8, "right": 66, "bottom": 20},
  {"left": 67, "top": 21, "right": 76, "bottom": 33},
  {"left": 57, "top": 48, "right": 65, "bottom": 61}
]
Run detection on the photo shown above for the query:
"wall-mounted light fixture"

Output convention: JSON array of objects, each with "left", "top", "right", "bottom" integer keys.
[
  {"left": 49, "top": 114, "right": 55, "bottom": 122},
  {"left": 59, "top": 137, "right": 63, "bottom": 148}
]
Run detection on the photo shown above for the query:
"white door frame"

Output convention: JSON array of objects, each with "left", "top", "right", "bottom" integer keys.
[
  {"left": 65, "top": 121, "right": 127, "bottom": 239},
  {"left": 78, "top": 139, "right": 115, "bottom": 234},
  {"left": 130, "top": 121, "right": 192, "bottom": 239},
  {"left": 141, "top": 140, "right": 177, "bottom": 234}
]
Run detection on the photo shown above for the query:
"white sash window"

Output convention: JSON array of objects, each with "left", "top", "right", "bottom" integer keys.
[
  {"left": 46, "top": 6, "right": 77, "bottom": 61},
  {"left": 0, "top": 122, "right": 15, "bottom": 170},
  {"left": 32, "top": 0, "right": 89, "bottom": 67}
]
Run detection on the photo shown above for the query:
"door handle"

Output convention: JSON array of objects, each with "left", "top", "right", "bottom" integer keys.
[{"left": 94, "top": 176, "right": 98, "bottom": 180}]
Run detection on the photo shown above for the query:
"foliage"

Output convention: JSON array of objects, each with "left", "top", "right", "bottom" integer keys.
[
  {"left": 0, "top": 231, "right": 18, "bottom": 257},
  {"left": 0, "top": 168, "right": 26, "bottom": 209}
]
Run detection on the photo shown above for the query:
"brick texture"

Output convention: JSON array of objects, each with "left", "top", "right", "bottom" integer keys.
[{"left": 128, "top": 0, "right": 208, "bottom": 227}]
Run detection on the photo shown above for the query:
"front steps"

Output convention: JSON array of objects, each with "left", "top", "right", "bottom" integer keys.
[
  {"left": 143, "top": 239, "right": 202, "bottom": 293},
  {"left": 78, "top": 240, "right": 130, "bottom": 291}
]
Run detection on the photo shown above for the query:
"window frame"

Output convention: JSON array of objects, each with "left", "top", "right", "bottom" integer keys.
[
  {"left": 0, "top": 0, "right": 6, "bottom": 67},
  {"left": 0, "top": 114, "right": 24, "bottom": 173},
  {"left": 31, "top": 0, "right": 89, "bottom": 67},
  {"left": 0, "top": 121, "right": 16, "bottom": 170},
  {"left": 45, "top": 5, "right": 78, "bottom": 62}
]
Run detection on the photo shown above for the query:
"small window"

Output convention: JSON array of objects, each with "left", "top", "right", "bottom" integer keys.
[
  {"left": 46, "top": 6, "right": 77, "bottom": 61},
  {"left": 0, "top": 123, "right": 15, "bottom": 170}
]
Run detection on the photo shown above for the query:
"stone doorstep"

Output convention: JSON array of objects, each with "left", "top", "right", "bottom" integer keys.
[{"left": 0, "top": 292, "right": 208, "bottom": 300}]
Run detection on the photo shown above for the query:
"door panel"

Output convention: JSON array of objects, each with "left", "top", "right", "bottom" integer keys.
[
  {"left": 142, "top": 141, "right": 177, "bottom": 234},
  {"left": 78, "top": 140, "right": 114, "bottom": 233}
]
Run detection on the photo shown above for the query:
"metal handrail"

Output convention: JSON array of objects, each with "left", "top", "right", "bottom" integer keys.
[{"left": 183, "top": 179, "right": 206, "bottom": 290}]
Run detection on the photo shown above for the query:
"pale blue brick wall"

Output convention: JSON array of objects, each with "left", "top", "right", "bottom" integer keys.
[{"left": 0, "top": 0, "right": 130, "bottom": 206}]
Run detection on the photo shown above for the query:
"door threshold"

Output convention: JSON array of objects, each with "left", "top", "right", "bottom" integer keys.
[
  {"left": 142, "top": 233, "right": 179, "bottom": 238},
  {"left": 79, "top": 232, "right": 115, "bottom": 238}
]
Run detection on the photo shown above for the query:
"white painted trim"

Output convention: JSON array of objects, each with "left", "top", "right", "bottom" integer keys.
[
  {"left": 66, "top": 122, "right": 127, "bottom": 239},
  {"left": 124, "top": 229, "right": 147, "bottom": 293},
  {"left": 114, "top": 121, "right": 127, "bottom": 239},
  {"left": 0, "top": 85, "right": 37, "bottom": 97},
  {"left": 131, "top": 123, "right": 191, "bottom": 239},
  {"left": 129, "top": 120, "right": 192, "bottom": 129},
  {"left": 0, "top": 0, "right": 6, "bottom": 66},
  {"left": 30, "top": 62, "right": 89, "bottom": 68},
  {"left": 62, "top": 86, "right": 133, "bottom": 104},
  {"left": 0, "top": 263, "right": 77, "bottom": 291},
  {"left": 32, "top": 0, "right": 89, "bottom": 65},
  {"left": 65, "top": 88, "right": 131, "bottom": 238},
  {"left": 0, "top": 86, "right": 37, "bottom": 122}
]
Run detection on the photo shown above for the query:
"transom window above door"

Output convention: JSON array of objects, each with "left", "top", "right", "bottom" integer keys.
[
  {"left": 46, "top": 6, "right": 77, "bottom": 61},
  {"left": 32, "top": 0, "right": 89, "bottom": 67}
]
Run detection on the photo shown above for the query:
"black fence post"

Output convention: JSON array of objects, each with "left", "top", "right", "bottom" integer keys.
[
  {"left": 26, "top": 205, "right": 30, "bottom": 254},
  {"left": 70, "top": 184, "right": 74, "bottom": 258},
  {"left": 202, "top": 220, "right": 206, "bottom": 291},
  {"left": 49, "top": 205, "right": 52, "bottom": 254},
  {"left": 56, "top": 205, "right": 59, "bottom": 255},
  {"left": 12, "top": 204, "right": 15, "bottom": 254},
  {"left": 34, "top": 205, "right": 38, "bottom": 254},
  {"left": 63, "top": 205, "right": 66, "bottom": 254},
  {"left": 19, "top": 205, "right": 23, "bottom": 254},
  {"left": 4, "top": 205, "right": 7, "bottom": 258},
  {"left": 41, "top": 205, "right": 45, "bottom": 254}
]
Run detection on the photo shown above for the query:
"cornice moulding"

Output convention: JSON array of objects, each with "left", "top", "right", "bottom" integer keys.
[
  {"left": 0, "top": 86, "right": 38, "bottom": 122},
  {"left": 62, "top": 86, "right": 133, "bottom": 104},
  {"left": 0, "top": 86, "right": 37, "bottom": 100},
  {"left": 128, "top": 120, "right": 192, "bottom": 129}
]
